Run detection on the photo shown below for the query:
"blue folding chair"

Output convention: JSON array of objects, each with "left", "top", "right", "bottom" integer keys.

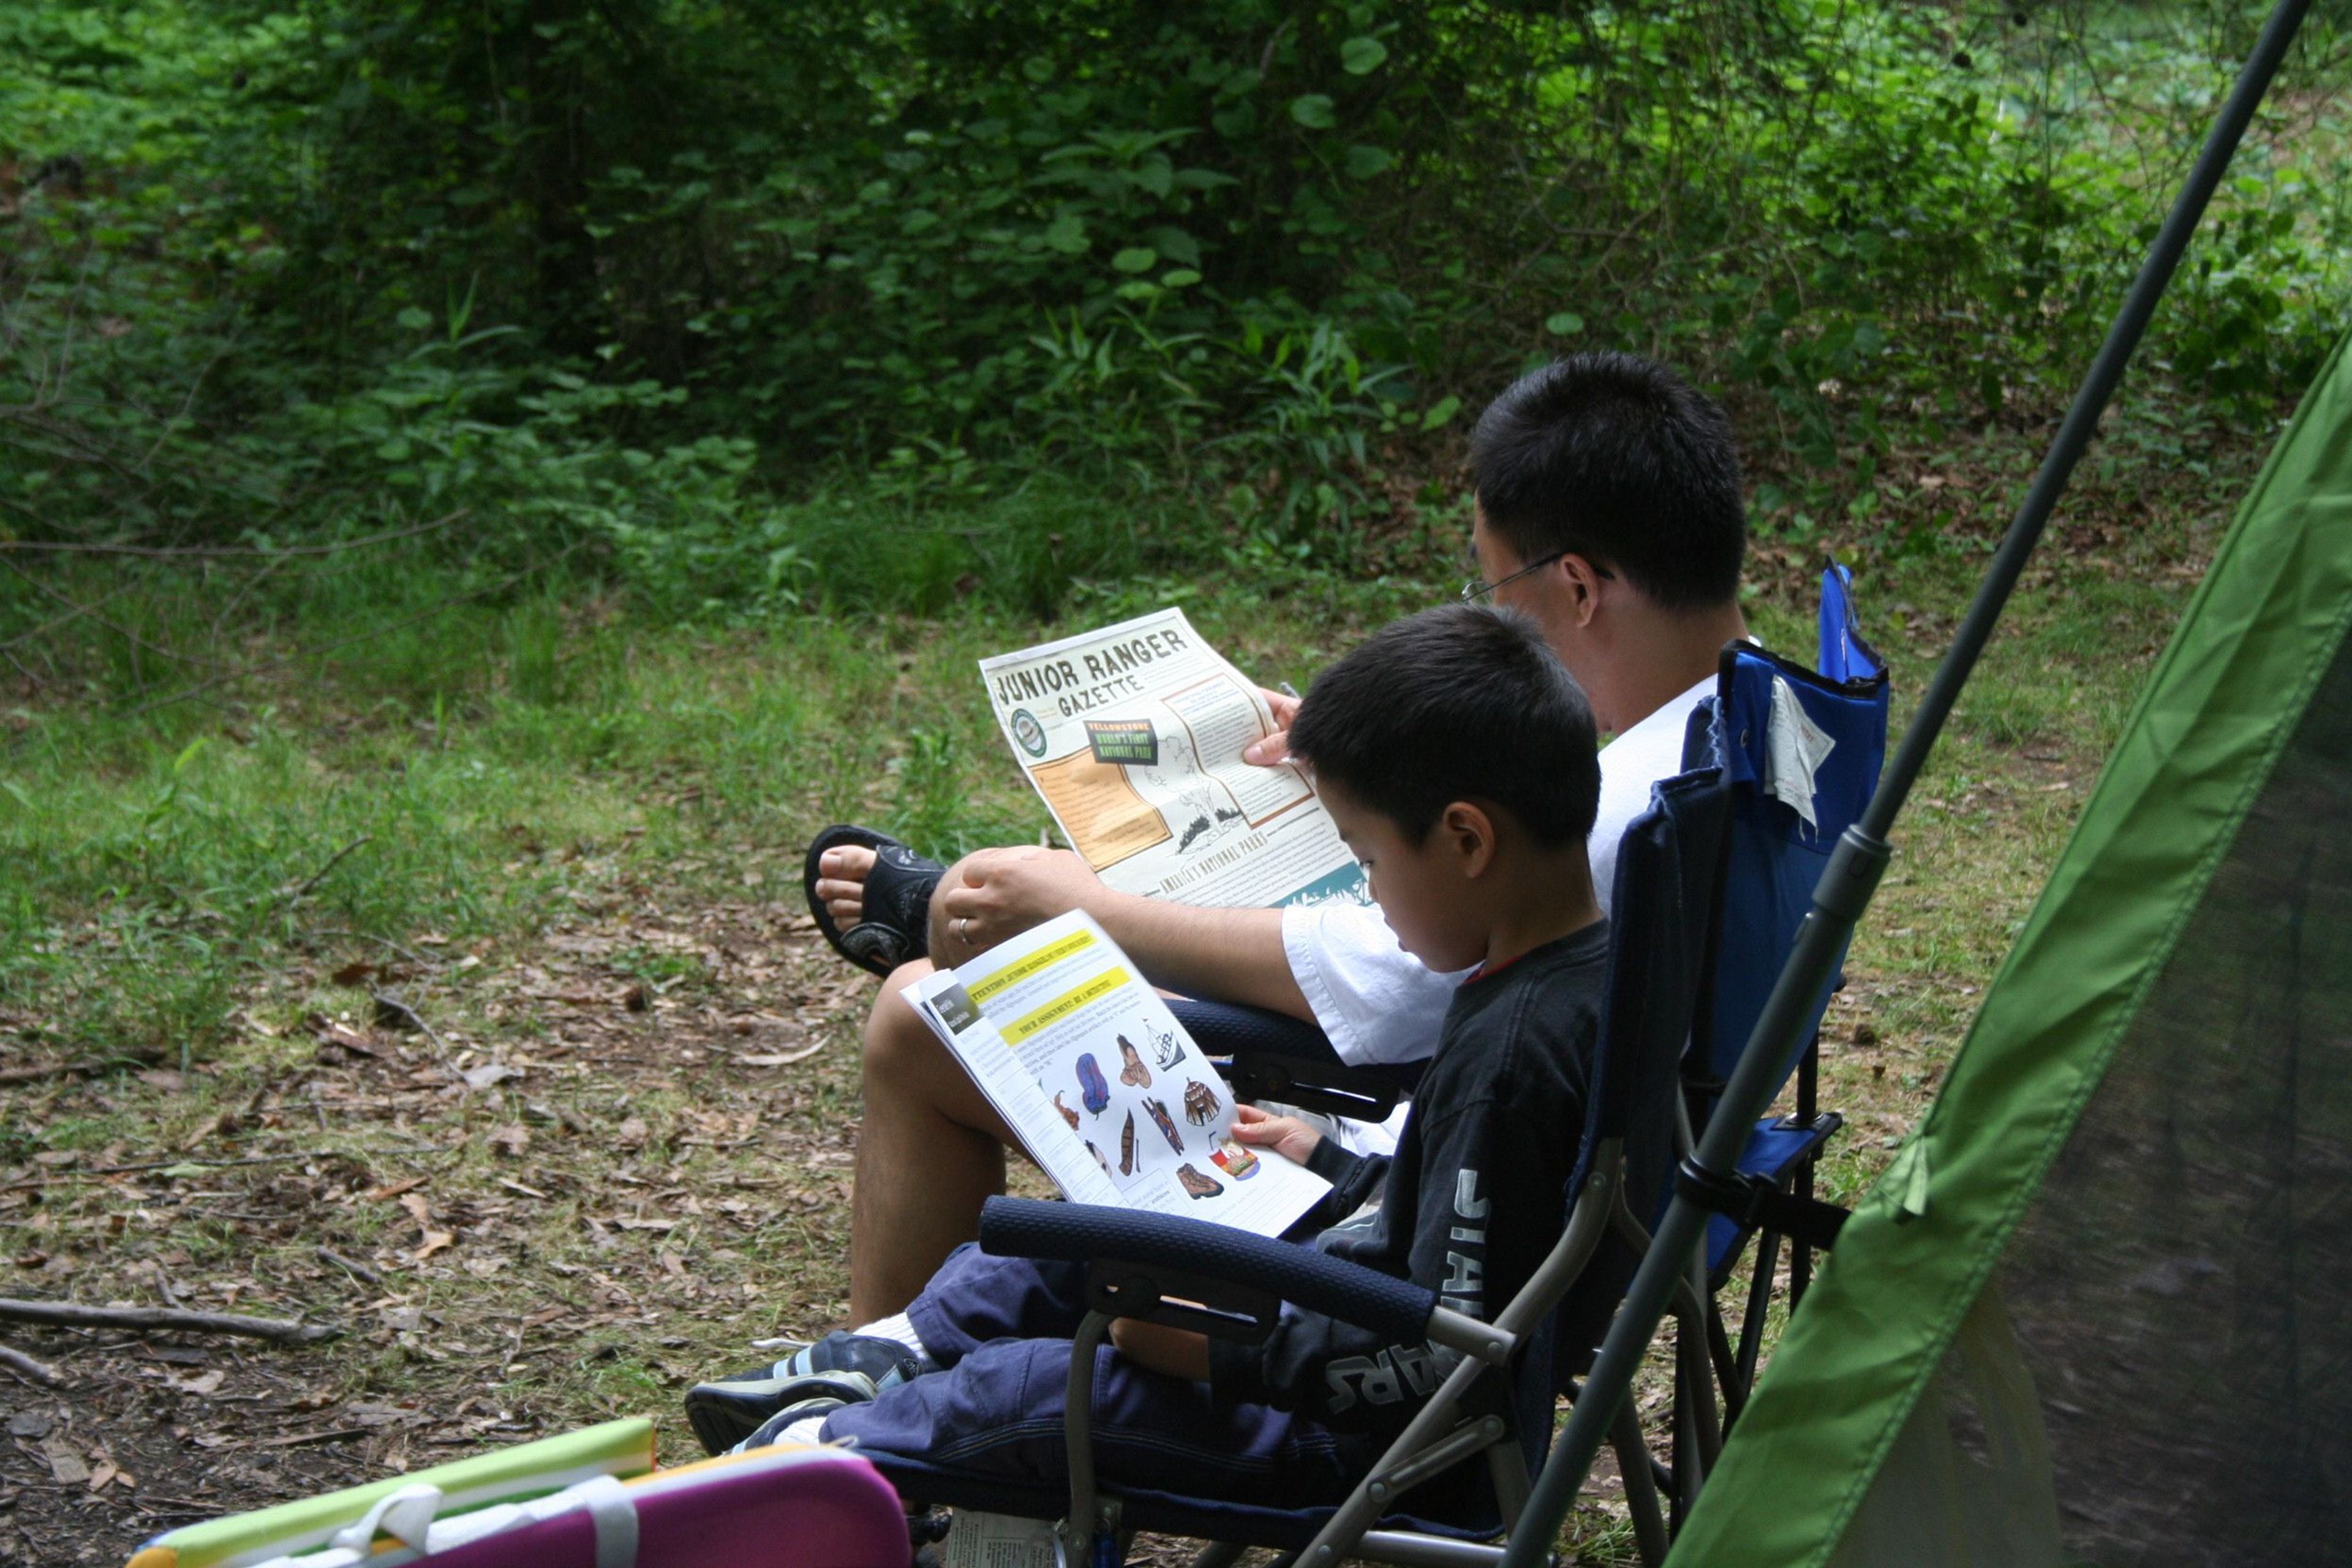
[
  {"left": 851, "top": 767, "right": 1731, "bottom": 1568},
  {"left": 1673, "top": 565, "right": 1889, "bottom": 1441}
]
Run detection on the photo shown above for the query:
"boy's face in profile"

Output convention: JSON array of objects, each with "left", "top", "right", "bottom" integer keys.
[{"left": 1317, "top": 777, "right": 1493, "bottom": 974}]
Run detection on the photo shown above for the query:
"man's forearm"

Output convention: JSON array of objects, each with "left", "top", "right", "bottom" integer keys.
[
  {"left": 1088, "top": 892, "right": 1312, "bottom": 1019},
  {"left": 927, "top": 846, "right": 1316, "bottom": 1020}
]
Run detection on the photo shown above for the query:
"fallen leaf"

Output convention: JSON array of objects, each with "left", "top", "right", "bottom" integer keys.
[
  {"left": 42, "top": 1438, "right": 88, "bottom": 1485},
  {"left": 616, "top": 1117, "right": 649, "bottom": 1148},
  {"left": 366, "top": 1177, "right": 429, "bottom": 1202},
  {"left": 331, "top": 960, "right": 375, "bottom": 987},
  {"left": 485, "top": 1123, "right": 530, "bottom": 1158},
  {"left": 86, "top": 1461, "right": 118, "bottom": 1492},
  {"left": 622, "top": 984, "right": 649, "bottom": 1012},
  {"left": 399, "top": 1192, "right": 433, "bottom": 1231},
  {"left": 461, "top": 1063, "right": 518, "bottom": 1092},
  {"left": 413, "top": 1231, "right": 454, "bottom": 1262},
  {"left": 172, "top": 1370, "right": 226, "bottom": 1396}
]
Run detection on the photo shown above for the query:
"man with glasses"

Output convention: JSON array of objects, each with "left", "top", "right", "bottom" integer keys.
[{"left": 818, "top": 352, "right": 1752, "bottom": 1319}]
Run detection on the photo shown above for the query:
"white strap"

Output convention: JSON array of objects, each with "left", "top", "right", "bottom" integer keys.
[
  {"left": 331, "top": 1483, "right": 444, "bottom": 1554},
  {"left": 578, "top": 1474, "right": 639, "bottom": 1568}
]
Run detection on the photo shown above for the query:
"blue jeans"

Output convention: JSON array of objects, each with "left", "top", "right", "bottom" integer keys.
[{"left": 819, "top": 1243, "right": 1370, "bottom": 1509}]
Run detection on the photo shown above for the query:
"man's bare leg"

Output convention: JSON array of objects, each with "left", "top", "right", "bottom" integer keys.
[{"left": 850, "top": 959, "right": 1022, "bottom": 1321}]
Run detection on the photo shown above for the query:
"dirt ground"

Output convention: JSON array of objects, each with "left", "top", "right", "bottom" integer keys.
[
  {"left": 0, "top": 898, "right": 886, "bottom": 1562},
  {"left": 0, "top": 888, "right": 1678, "bottom": 1566}
]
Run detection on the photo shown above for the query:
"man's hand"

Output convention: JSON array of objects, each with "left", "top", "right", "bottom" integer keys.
[
  {"left": 1229, "top": 1102, "right": 1322, "bottom": 1166},
  {"left": 1109, "top": 1318, "right": 1211, "bottom": 1381},
  {"left": 1242, "top": 687, "right": 1301, "bottom": 767},
  {"left": 932, "top": 845, "right": 1106, "bottom": 963}
]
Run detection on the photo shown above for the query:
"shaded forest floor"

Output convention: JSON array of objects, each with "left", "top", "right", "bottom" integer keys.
[{"left": 0, "top": 422, "right": 2260, "bottom": 1563}]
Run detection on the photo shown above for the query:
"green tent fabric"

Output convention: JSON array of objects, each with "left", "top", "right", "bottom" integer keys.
[{"left": 1667, "top": 323, "right": 2352, "bottom": 1567}]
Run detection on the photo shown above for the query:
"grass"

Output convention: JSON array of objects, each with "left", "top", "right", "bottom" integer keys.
[{"left": 0, "top": 395, "right": 2272, "bottom": 1561}]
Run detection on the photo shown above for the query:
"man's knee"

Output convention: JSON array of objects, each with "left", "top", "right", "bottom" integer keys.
[{"left": 862, "top": 959, "right": 947, "bottom": 1091}]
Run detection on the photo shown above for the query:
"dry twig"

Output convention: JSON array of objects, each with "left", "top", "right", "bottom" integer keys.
[
  {"left": 0, "top": 1297, "right": 340, "bottom": 1345},
  {"left": 0, "top": 1342, "right": 68, "bottom": 1387}
]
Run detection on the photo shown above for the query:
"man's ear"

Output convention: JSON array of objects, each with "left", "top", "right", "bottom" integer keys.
[
  {"left": 1438, "top": 801, "right": 1497, "bottom": 878},
  {"left": 1558, "top": 554, "right": 1607, "bottom": 628}
]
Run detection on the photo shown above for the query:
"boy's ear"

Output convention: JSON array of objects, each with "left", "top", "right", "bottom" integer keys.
[{"left": 1438, "top": 801, "right": 1497, "bottom": 878}]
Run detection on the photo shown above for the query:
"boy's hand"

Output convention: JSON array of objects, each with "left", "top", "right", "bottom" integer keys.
[
  {"left": 1109, "top": 1318, "right": 1210, "bottom": 1381},
  {"left": 1230, "top": 1102, "right": 1322, "bottom": 1166},
  {"left": 1243, "top": 688, "right": 1300, "bottom": 767}
]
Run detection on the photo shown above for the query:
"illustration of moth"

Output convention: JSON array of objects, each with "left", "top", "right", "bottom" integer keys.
[
  {"left": 1142, "top": 1095, "right": 1184, "bottom": 1154},
  {"left": 1053, "top": 1093, "right": 1081, "bottom": 1131},
  {"left": 1175, "top": 1163, "right": 1224, "bottom": 1200},
  {"left": 1117, "top": 1035, "right": 1153, "bottom": 1089},
  {"left": 1118, "top": 1110, "right": 1137, "bottom": 1177},
  {"left": 1150, "top": 1025, "right": 1185, "bottom": 1070},
  {"left": 1182, "top": 1079, "right": 1220, "bottom": 1126},
  {"left": 1087, "top": 1141, "right": 1112, "bottom": 1178},
  {"left": 1077, "top": 1054, "right": 1110, "bottom": 1115}
]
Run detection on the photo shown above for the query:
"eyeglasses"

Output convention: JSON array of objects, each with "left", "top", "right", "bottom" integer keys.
[{"left": 1459, "top": 549, "right": 1614, "bottom": 605}]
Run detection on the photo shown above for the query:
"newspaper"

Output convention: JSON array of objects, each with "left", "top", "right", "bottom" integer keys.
[
  {"left": 904, "top": 911, "right": 1332, "bottom": 1236},
  {"left": 980, "top": 608, "right": 1367, "bottom": 910}
]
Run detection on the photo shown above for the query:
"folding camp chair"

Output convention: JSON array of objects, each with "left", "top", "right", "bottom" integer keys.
[
  {"left": 851, "top": 766, "right": 1729, "bottom": 1568},
  {"left": 126, "top": 1420, "right": 909, "bottom": 1568},
  {"left": 1671, "top": 565, "right": 1888, "bottom": 1458}
]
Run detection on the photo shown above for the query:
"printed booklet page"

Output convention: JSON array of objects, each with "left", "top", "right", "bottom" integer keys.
[
  {"left": 904, "top": 911, "right": 1331, "bottom": 1235},
  {"left": 980, "top": 608, "right": 1366, "bottom": 911}
]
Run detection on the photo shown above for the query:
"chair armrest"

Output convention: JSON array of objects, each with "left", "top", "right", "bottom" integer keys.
[
  {"left": 1223, "top": 1052, "right": 1404, "bottom": 1123},
  {"left": 1168, "top": 997, "right": 1415, "bottom": 1122},
  {"left": 979, "top": 1196, "right": 1437, "bottom": 1344}
]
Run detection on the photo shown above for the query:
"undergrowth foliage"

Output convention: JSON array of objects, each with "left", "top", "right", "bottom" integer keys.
[{"left": 3, "top": 1, "right": 2347, "bottom": 603}]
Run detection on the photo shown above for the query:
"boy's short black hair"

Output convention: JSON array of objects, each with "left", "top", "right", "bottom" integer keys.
[
  {"left": 1287, "top": 605, "right": 1600, "bottom": 849},
  {"left": 1469, "top": 352, "right": 1745, "bottom": 611}
]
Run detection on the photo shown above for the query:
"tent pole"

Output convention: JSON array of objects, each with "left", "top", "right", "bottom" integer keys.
[{"left": 1499, "top": 2, "right": 2313, "bottom": 1561}]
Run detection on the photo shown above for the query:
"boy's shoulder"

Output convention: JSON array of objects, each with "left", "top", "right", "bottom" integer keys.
[{"left": 1434, "top": 921, "right": 1610, "bottom": 1077}]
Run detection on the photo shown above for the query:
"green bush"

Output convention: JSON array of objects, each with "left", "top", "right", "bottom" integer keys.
[{"left": 2, "top": 0, "right": 2346, "bottom": 595}]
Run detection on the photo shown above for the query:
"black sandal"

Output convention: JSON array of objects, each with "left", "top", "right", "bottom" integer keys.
[{"left": 803, "top": 825, "right": 946, "bottom": 978}]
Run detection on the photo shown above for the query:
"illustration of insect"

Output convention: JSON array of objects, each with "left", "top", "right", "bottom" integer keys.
[
  {"left": 1053, "top": 1093, "right": 1080, "bottom": 1131},
  {"left": 1077, "top": 1054, "right": 1110, "bottom": 1115},
  {"left": 1118, "top": 1111, "right": 1137, "bottom": 1177},
  {"left": 1087, "top": 1141, "right": 1112, "bottom": 1178},
  {"left": 1142, "top": 1095, "right": 1184, "bottom": 1154},
  {"left": 1182, "top": 1079, "right": 1220, "bottom": 1126}
]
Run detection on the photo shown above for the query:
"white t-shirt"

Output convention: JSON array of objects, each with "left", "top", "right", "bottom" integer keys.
[{"left": 1281, "top": 675, "right": 1714, "bottom": 1069}]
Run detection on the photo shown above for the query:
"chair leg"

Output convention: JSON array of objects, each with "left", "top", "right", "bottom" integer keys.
[
  {"left": 1189, "top": 1544, "right": 1247, "bottom": 1568},
  {"left": 1609, "top": 1399, "right": 1672, "bottom": 1568},
  {"left": 1731, "top": 1229, "right": 1782, "bottom": 1403},
  {"left": 1060, "top": 1311, "right": 1114, "bottom": 1564},
  {"left": 1705, "top": 1300, "right": 1746, "bottom": 1428}
]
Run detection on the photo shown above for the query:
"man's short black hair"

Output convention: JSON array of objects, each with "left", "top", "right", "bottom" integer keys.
[
  {"left": 1469, "top": 352, "right": 1745, "bottom": 610},
  {"left": 1287, "top": 605, "right": 1600, "bottom": 850}
]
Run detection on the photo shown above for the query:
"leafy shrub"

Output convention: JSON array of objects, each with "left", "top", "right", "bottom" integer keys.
[{"left": 2, "top": 0, "right": 2346, "bottom": 580}]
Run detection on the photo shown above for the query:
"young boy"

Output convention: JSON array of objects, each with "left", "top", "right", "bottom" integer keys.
[{"left": 687, "top": 605, "right": 1610, "bottom": 1517}]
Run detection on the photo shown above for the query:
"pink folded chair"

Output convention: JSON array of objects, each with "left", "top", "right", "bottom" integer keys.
[
  {"left": 414, "top": 1444, "right": 907, "bottom": 1568},
  {"left": 211, "top": 1443, "right": 908, "bottom": 1568}
]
